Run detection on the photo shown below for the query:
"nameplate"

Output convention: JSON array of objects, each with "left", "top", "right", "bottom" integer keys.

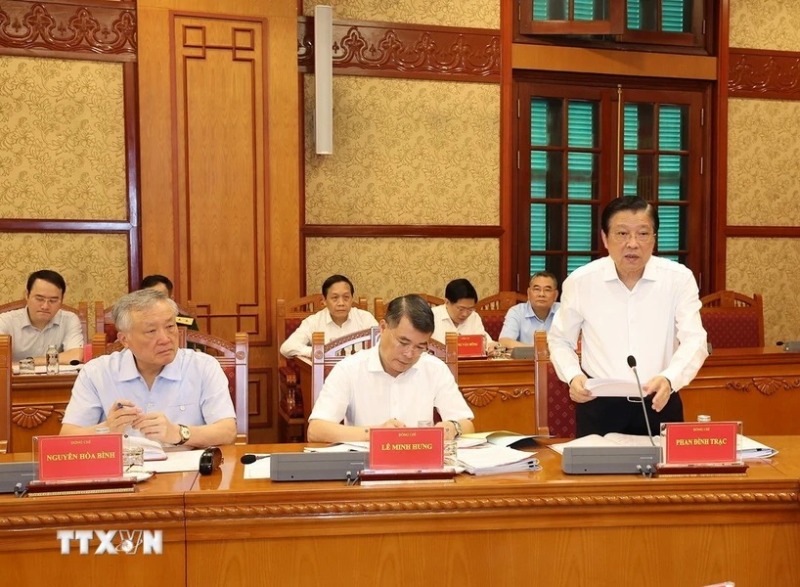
[
  {"left": 457, "top": 334, "right": 486, "bottom": 358},
  {"left": 37, "top": 434, "right": 123, "bottom": 481},
  {"left": 663, "top": 422, "right": 738, "bottom": 465},
  {"left": 369, "top": 427, "right": 444, "bottom": 470}
]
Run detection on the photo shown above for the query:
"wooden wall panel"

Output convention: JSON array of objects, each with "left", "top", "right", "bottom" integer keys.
[
  {"left": 172, "top": 15, "right": 268, "bottom": 344},
  {"left": 138, "top": 0, "right": 299, "bottom": 442}
]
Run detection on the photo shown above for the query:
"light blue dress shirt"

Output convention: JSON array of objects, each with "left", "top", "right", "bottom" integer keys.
[{"left": 498, "top": 301, "right": 560, "bottom": 344}]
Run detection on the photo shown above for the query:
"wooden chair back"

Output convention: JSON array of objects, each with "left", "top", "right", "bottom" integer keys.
[
  {"left": 0, "top": 299, "right": 89, "bottom": 343},
  {"left": 95, "top": 300, "right": 198, "bottom": 343},
  {"left": 700, "top": 290, "right": 764, "bottom": 349},
  {"left": 185, "top": 330, "right": 249, "bottom": 444},
  {"left": 534, "top": 331, "right": 575, "bottom": 438},
  {"left": 310, "top": 326, "right": 381, "bottom": 408},
  {"left": 0, "top": 335, "right": 10, "bottom": 453},
  {"left": 426, "top": 331, "right": 459, "bottom": 382},
  {"left": 276, "top": 294, "right": 368, "bottom": 435},
  {"left": 373, "top": 294, "right": 445, "bottom": 321},
  {"left": 476, "top": 291, "right": 527, "bottom": 341}
]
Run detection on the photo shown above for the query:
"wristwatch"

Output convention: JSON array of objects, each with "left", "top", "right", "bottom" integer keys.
[
  {"left": 448, "top": 420, "right": 463, "bottom": 438},
  {"left": 176, "top": 424, "right": 191, "bottom": 446}
]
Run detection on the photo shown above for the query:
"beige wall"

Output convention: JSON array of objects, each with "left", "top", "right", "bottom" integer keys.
[
  {"left": 301, "top": 1, "right": 501, "bottom": 302},
  {"left": 0, "top": 55, "right": 129, "bottom": 327},
  {"left": 727, "top": 0, "right": 800, "bottom": 344}
]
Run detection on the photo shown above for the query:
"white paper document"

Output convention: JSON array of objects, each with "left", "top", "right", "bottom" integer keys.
[
  {"left": 243, "top": 457, "right": 271, "bottom": 479},
  {"left": 144, "top": 450, "right": 204, "bottom": 473},
  {"left": 457, "top": 444, "right": 540, "bottom": 476},
  {"left": 304, "top": 442, "right": 369, "bottom": 453},
  {"left": 584, "top": 378, "right": 642, "bottom": 398}
]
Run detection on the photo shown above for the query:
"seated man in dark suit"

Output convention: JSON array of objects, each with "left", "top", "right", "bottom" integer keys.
[{"left": 140, "top": 274, "right": 199, "bottom": 331}]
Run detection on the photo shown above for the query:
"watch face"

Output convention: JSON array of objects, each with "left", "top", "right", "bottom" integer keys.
[{"left": 181, "top": 425, "right": 190, "bottom": 440}]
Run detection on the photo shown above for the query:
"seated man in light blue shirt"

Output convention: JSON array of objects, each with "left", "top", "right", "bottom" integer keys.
[
  {"left": 498, "top": 272, "right": 560, "bottom": 349},
  {"left": 60, "top": 288, "right": 236, "bottom": 448}
]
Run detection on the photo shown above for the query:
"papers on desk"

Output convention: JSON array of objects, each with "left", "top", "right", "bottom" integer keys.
[
  {"left": 549, "top": 433, "right": 657, "bottom": 455},
  {"left": 243, "top": 456, "right": 271, "bottom": 480},
  {"left": 461, "top": 430, "right": 541, "bottom": 449},
  {"left": 737, "top": 435, "right": 778, "bottom": 459},
  {"left": 304, "top": 442, "right": 369, "bottom": 453},
  {"left": 584, "top": 378, "right": 641, "bottom": 398},
  {"left": 124, "top": 436, "right": 167, "bottom": 461},
  {"left": 144, "top": 450, "right": 204, "bottom": 473},
  {"left": 550, "top": 433, "right": 778, "bottom": 460},
  {"left": 456, "top": 444, "right": 540, "bottom": 476}
]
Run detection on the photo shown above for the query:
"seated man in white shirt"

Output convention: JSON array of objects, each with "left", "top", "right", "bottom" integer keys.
[
  {"left": 279, "top": 274, "right": 378, "bottom": 358},
  {"left": 307, "top": 294, "right": 475, "bottom": 443},
  {"left": 431, "top": 278, "right": 495, "bottom": 351},
  {"left": 498, "top": 272, "right": 560, "bottom": 348},
  {"left": 0, "top": 269, "right": 84, "bottom": 365},
  {"left": 60, "top": 289, "right": 237, "bottom": 448}
]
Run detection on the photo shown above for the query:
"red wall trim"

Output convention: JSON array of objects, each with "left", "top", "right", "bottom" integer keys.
[
  {"left": 726, "top": 226, "right": 800, "bottom": 238},
  {"left": 0, "top": 220, "right": 133, "bottom": 231},
  {"left": 298, "top": 17, "right": 500, "bottom": 82},
  {"left": 729, "top": 47, "right": 800, "bottom": 100},
  {"left": 303, "top": 225, "right": 503, "bottom": 238},
  {"left": 0, "top": 0, "right": 136, "bottom": 61}
]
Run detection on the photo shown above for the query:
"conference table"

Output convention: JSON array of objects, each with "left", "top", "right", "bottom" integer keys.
[{"left": 3, "top": 439, "right": 800, "bottom": 586}]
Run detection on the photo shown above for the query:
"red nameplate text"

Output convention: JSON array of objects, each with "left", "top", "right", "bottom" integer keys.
[
  {"left": 38, "top": 434, "right": 124, "bottom": 481},
  {"left": 457, "top": 334, "right": 486, "bottom": 358},
  {"left": 369, "top": 427, "right": 444, "bottom": 470},
  {"left": 663, "top": 422, "right": 738, "bottom": 465}
]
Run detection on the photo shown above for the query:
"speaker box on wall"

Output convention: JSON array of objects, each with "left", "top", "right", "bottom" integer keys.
[{"left": 314, "top": 5, "right": 333, "bottom": 155}]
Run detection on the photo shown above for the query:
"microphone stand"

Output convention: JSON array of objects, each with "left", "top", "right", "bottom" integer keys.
[{"left": 627, "top": 356, "right": 655, "bottom": 447}]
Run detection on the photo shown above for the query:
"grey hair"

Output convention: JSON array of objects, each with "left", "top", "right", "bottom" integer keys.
[
  {"left": 113, "top": 289, "right": 178, "bottom": 333},
  {"left": 384, "top": 294, "right": 434, "bottom": 334}
]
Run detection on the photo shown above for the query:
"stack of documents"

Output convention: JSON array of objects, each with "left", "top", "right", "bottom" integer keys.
[
  {"left": 460, "top": 430, "right": 541, "bottom": 449},
  {"left": 304, "top": 442, "right": 368, "bottom": 453},
  {"left": 456, "top": 444, "right": 540, "bottom": 476}
]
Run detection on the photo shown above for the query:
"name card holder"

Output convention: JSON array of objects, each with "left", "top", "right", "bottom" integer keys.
[{"left": 656, "top": 421, "right": 748, "bottom": 476}]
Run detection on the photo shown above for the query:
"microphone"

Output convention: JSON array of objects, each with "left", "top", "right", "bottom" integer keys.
[
  {"left": 240, "top": 453, "right": 270, "bottom": 465},
  {"left": 627, "top": 355, "right": 655, "bottom": 446}
]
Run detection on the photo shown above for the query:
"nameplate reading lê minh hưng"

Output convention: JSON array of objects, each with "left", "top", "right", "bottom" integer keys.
[
  {"left": 369, "top": 427, "right": 444, "bottom": 470},
  {"left": 37, "top": 434, "right": 124, "bottom": 481},
  {"left": 663, "top": 421, "right": 739, "bottom": 465}
]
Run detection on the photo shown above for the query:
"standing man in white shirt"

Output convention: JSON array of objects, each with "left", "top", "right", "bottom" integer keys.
[
  {"left": 279, "top": 274, "right": 378, "bottom": 358},
  {"left": 548, "top": 196, "right": 708, "bottom": 437},
  {"left": 0, "top": 269, "right": 84, "bottom": 365},
  {"left": 498, "top": 272, "right": 560, "bottom": 348},
  {"left": 431, "top": 278, "right": 495, "bottom": 351}
]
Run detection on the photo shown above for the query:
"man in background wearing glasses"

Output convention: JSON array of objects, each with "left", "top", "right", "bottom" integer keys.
[
  {"left": 307, "top": 294, "right": 474, "bottom": 443},
  {"left": 548, "top": 196, "right": 708, "bottom": 438},
  {"left": 0, "top": 269, "right": 84, "bottom": 365}
]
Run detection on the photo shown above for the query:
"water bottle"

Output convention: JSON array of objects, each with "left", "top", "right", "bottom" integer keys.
[{"left": 46, "top": 345, "right": 59, "bottom": 375}]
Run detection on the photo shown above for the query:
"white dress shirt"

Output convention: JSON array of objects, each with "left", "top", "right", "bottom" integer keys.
[
  {"left": 309, "top": 346, "right": 474, "bottom": 427},
  {"left": 279, "top": 307, "right": 378, "bottom": 358},
  {"left": 0, "top": 307, "right": 84, "bottom": 362},
  {"left": 548, "top": 256, "right": 708, "bottom": 391},
  {"left": 430, "top": 304, "right": 493, "bottom": 348}
]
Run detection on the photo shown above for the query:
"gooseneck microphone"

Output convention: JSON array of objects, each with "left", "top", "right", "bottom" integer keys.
[
  {"left": 240, "top": 453, "right": 271, "bottom": 465},
  {"left": 627, "top": 355, "right": 655, "bottom": 446}
]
